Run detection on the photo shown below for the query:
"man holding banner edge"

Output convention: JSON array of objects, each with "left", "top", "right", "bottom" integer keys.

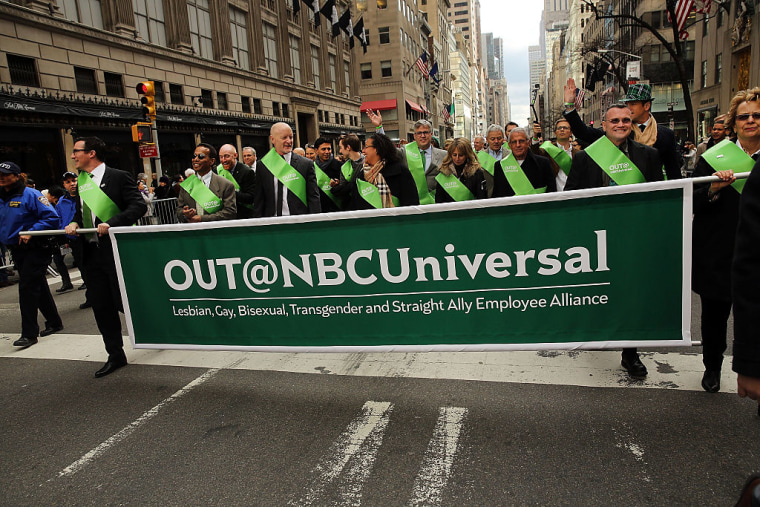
[{"left": 565, "top": 104, "right": 663, "bottom": 379}]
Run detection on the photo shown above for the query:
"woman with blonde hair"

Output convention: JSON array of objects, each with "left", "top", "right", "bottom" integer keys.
[{"left": 434, "top": 137, "right": 487, "bottom": 203}]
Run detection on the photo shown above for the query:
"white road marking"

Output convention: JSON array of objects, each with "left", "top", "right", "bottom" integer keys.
[
  {"left": 408, "top": 407, "right": 467, "bottom": 507},
  {"left": 289, "top": 401, "right": 393, "bottom": 506},
  {"left": 56, "top": 367, "right": 221, "bottom": 478}
]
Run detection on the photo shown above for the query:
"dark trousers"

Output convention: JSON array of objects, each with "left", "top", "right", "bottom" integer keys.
[
  {"left": 11, "top": 245, "right": 61, "bottom": 338},
  {"left": 699, "top": 294, "right": 732, "bottom": 371},
  {"left": 82, "top": 240, "right": 126, "bottom": 363},
  {"left": 51, "top": 248, "right": 71, "bottom": 286},
  {"left": 70, "top": 240, "right": 90, "bottom": 301}
]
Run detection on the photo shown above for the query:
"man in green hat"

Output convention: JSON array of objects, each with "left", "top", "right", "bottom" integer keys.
[{"left": 562, "top": 78, "right": 681, "bottom": 181}]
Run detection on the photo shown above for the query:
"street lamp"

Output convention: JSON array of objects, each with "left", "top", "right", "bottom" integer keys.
[{"left": 596, "top": 49, "right": 642, "bottom": 60}]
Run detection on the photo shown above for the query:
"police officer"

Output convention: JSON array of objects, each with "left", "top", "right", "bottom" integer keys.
[{"left": 0, "top": 161, "right": 63, "bottom": 347}]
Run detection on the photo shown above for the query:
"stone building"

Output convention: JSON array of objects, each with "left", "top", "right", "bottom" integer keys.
[{"left": 0, "top": 0, "right": 363, "bottom": 186}]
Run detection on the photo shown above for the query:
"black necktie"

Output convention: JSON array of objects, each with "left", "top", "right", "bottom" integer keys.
[
  {"left": 276, "top": 180, "right": 284, "bottom": 216},
  {"left": 639, "top": 124, "right": 646, "bottom": 132}
]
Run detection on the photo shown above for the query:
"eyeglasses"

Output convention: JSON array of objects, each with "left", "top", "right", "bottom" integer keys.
[
  {"left": 736, "top": 112, "right": 760, "bottom": 122},
  {"left": 191, "top": 153, "right": 208, "bottom": 160},
  {"left": 364, "top": 144, "right": 375, "bottom": 149},
  {"left": 415, "top": 131, "right": 432, "bottom": 136},
  {"left": 556, "top": 126, "right": 570, "bottom": 130},
  {"left": 606, "top": 118, "right": 633, "bottom": 125}
]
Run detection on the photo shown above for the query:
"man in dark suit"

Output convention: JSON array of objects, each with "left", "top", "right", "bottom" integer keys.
[
  {"left": 254, "top": 122, "right": 321, "bottom": 217},
  {"left": 64, "top": 137, "right": 147, "bottom": 378},
  {"left": 493, "top": 127, "right": 556, "bottom": 196},
  {"left": 565, "top": 104, "right": 663, "bottom": 379},
  {"left": 177, "top": 143, "right": 237, "bottom": 223},
  {"left": 218, "top": 144, "right": 255, "bottom": 219},
  {"left": 313, "top": 136, "right": 344, "bottom": 213},
  {"left": 563, "top": 79, "right": 681, "bottom": 181}
]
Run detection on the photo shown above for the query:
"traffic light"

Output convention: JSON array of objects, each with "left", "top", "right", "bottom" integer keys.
[
  {"left": 131, "top": 122, "right": 153, "bottom": 144},
  {"left": 136, "top": 81, "right": 156, "bottom": 120}
]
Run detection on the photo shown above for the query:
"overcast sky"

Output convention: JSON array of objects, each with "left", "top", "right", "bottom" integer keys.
[{"left": 478, "top": 1, "right": 544, "bottom": 127}]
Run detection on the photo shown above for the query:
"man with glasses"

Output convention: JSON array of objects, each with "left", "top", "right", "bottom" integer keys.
[
  {"left": 405, "top": 120, "right": 447, "bottom": 204},
  {"left": 531, "top": 119, "right": 579, "bottom": 191},
  {"left": 64, "top": 137, "right": 146, "bottom": 377},
  {"left": 176, "top": 143, "right": 236, "bottom": 223},
  {"left": 563, "top": 79, "right": 681, "bottom": 181},
  {"left": 565, "top": 104, "right": 663, "bottom": 380}
]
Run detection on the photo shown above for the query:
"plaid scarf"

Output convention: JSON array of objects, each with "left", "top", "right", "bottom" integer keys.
[{"left": 363, "top": 159, "right": 394, "bottom": 208}]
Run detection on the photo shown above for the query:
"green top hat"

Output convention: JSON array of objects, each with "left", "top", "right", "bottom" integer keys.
[{"left": 621, "top": 83, "right": 654, "bottom": 103}]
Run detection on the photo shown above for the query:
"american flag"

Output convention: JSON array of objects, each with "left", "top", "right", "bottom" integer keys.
[
  {"left": 574, "top": 88, "right": 586, "bottom": 110},
  {"left": 669, "top": 0, "right": 695, "bottom": 40},
  {"left": 415, "top": 52, "right": 429, "bottom": 79},
  {"left": 442, "top": 104, "right": 451, "bottom": 122}
]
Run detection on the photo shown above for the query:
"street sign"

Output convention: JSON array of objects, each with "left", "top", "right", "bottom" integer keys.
[
  {"left": 626, "top": 61, "right": 641, "bottom": 80},
  {"left": 139, "top": 144, "right": 158, "bottom": 158}
]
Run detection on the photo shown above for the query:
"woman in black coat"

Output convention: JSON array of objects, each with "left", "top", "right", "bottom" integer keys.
[
  {"left": 692, "top": 86, "right": 760, "bottom": 392},
  {"left": 435, "top": 138, "right": 487, "bottom": 203},
  {"left": 344, "top": 133, "right": 419, "bottom": 210}
]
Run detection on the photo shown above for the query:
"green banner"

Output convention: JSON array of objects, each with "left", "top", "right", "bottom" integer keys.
[
  {"left": 405, "top": 142, "right": 435, "bottom": 205},
  {"left": 499, "top": 153, "right": 546, "bottom": 195},
  {"left": 314, "top": 162, "right": 342, "bottom": 208},
  {"left": 585, "top": 136, "right": 646, "bottom": 186},
  {"left": 111, "top": 181, "right": 692, "bottom": 352},
  {"left": 477, "top": 151, "right": 497, "bottom": 176},
  {"left": 435, "top": 172, "right": 475, "bottom": 202},
  {"left": 179, "top": 174, "right": 223, "bottom": 214},
  {"left": 540, "top": 142, "right": 572, "bottom": 175}
]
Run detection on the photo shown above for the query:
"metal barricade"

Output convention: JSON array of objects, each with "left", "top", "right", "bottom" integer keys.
[{"left": 138, "top": 197, "right": 179, "bottom": 226}]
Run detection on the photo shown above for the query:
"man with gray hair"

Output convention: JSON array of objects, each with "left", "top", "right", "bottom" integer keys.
[
  {"left": 473, "top": 135, "right": 485, "bottom": 153},
  {"left": 242, "top": 146, "right": 257, "bottom": 172},
  {"left": 401, "top": 119, "right": 446, "bottom": 204},
  {"left": 477, "top": 124, "right": 509, "bottom": 197},
  {"left": 493, "top": 127, "right": 556, "bottom": 197}
]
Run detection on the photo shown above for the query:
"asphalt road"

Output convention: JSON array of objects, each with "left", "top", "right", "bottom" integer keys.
[{"left": 1, "top": 272, "right": 758, "bottom": 506}]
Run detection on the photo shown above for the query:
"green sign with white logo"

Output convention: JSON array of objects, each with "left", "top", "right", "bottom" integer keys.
[{"left": 112, "top": 181, "right": 692, "bottom": 352}]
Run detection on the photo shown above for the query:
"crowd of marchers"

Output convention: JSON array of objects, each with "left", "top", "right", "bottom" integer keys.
[{"left": 1, "top": 81, "right": 760, "bottom": 403}]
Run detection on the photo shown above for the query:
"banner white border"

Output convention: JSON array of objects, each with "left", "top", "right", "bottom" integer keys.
[{"left": 111, "top": 179, "right": 693, "bottom": 353}]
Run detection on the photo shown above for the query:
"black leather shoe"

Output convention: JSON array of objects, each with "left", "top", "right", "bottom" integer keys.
[
  {"left": 94, "top": 360, "right": 127, "bottom": 378},
  {"left": 39, "top": 325, "right": 63, "bottom": 337},
  {"left": 79, "top": 301, "right": 92, "bottom": 309},
  {"left": 702, "top": 369, "right": 721, "bottom": 393},
  {"left": 621, "top": 355, "right": 648, "bottom": 378},
  {"left": 13, "top": 336, "right": 38, "bottom": 348},
  {"left": 55, "top": 284, "right": 74, "bottom": 293}
]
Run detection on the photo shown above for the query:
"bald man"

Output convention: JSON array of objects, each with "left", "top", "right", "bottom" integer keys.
[
  {"left": 218, "top": 144, "right": 256, "bottom": 219},
  {"left": 253, "top": 123, "right": 321, "bottom": 217}
]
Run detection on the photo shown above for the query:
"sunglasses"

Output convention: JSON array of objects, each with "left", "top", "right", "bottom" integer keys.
[
  {"left": 191, "top": 153, "right": 208, "bottom": 160},
  {"left": 606, "top": 118, "right": 633, "bottom": 125},
  {"left": 736, "top": 112, "right": 760, "bottom": 121}
]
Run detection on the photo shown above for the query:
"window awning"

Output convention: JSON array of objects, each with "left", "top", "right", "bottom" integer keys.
[
  {"left": 421, "top": 104, "right": 429, "bottom": 115},
  {"left": 405, "top": 99, "right": 424, "bottom": 113},
  {"left": 359, "top": 99, "right": 398, "bottom": 112}
]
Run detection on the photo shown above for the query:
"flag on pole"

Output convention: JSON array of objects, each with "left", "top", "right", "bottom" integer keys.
[
  {"left": 442, "top": 104, "right": 452, "bottom": 122},
  {"left": 429, "top": 62, "right": 439, "bottom": 84},
  {"left": 353, "top": 17, "right": 367, "bottom": 53},
  {"left": 574, "top": 88, "right": 586, "bottom": 110},
  {"left": 668, "top": 0, "right": 695, "bottom": 40},
  {"left": 338, "top": 9, "right": 354, "bottom": 48},
  {"left": 694, "top": 0, "right": 713, "bottom": 14},
  {"left": 306, "top": 0, "right": 320, "bottom": 27},
  {"left": 415, "top": 52, "right": 429, "bottom": 79},
  {"left": 320, "top": 0, "right": 340, "bottom": 36}
]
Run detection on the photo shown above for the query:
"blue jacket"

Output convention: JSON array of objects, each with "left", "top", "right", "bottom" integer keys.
[
  {"left": 56, "top": 194, "right": 77, "bottom": 238},
  {"left": 0, "top": 183, "right": 59, "bottom": 246}
]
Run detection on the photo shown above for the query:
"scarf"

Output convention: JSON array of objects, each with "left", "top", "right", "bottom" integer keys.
[
  {"left": 363, "top": 159, "right": 394, "bottom": 208},
  {"left": 632, "top": 114, "right": 658, "bottom": 147}
]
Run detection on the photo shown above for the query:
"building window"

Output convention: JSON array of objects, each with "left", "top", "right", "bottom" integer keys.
[
  {"left": 703, "top": 14, "right": 709, "bottom": 36},
  {"left": 59, "top": 0, "right": 104, "bottom": 29},
  {"left": 169, "top": 83, "right": 183, "bottom": 104},
  {"left": 7, "top": 54, "right": 39, "bottom": 87},
  {"left": 364, "top": 29, "right": 370, "bottom": 46},
  {"left": 253, "top": 98, "right": 262, "bottom": 114},
  {"left": 701, "top": 60, "right": 708, "bottom": 88},
  {"left": 74, "top": 67, "right": 98, "bottom": 95},
  {"left": 361, "top": 63, "right": 372, "bottom": 79},
  {"left": 273, "top": 102, "right": 281, "bottom": 116},
  {"left": 344, "top": 61, "right": 350, "bottom": 95},
  {"left": 311, "top": 45, "right": 321, "bottom": 88},
  {"left": 134, "top": 0, "right": 166, "bottom": 46},
  {"left": 717, "top": 6, "right": 724, "bottom": 27},
  {"left": 188, "top": 0, "right": 213, "bottom": 59},
  {"left": 201, "top": 89, "right": 213, "bottom": 108},
  {"left": 684, "top": 40, "right": 695, "bottom": 61},
  {"left": 379, "top": 26, "right": 390, "bottom": 44},
  {"left": 381, "top": 60, "right": 392, "bottom": 77},
  {"left": 241, "top": 95, "right": 251, "bottom": 113},
  {"left": 263, "top": 23, "right": 278, "bottom": 78},
  {"left": 341, "top": 113, "right": 345, "bottom": 124},
  {"left": 318, "top": 110, "right": 323, "bottom": 122},
  {"left": 103, "top": 72, "right": 124, "bottom": 97},
  {"left": 329, "top": 54, "right": 337, "bottom": 92},
  {"left": 324, "top": 111, "right": 330, "bottom": 123},
  {"left": 289, "top": 35, "right": 302, "bottom": 85},
  {"left": 217, "top": 92, "right": 228, "bottom": 110},
  {"left": 282, "top": 103, "right": 289, "bottom": 118},
  {"left": 152, "top": 81, "right": 165, "bottom": 102},
  {"left": 229, "top": 7, "right": 250, "bottom": 70},
  {"left": 715, "top": 53, "right": 722, "bottom": 84}
]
